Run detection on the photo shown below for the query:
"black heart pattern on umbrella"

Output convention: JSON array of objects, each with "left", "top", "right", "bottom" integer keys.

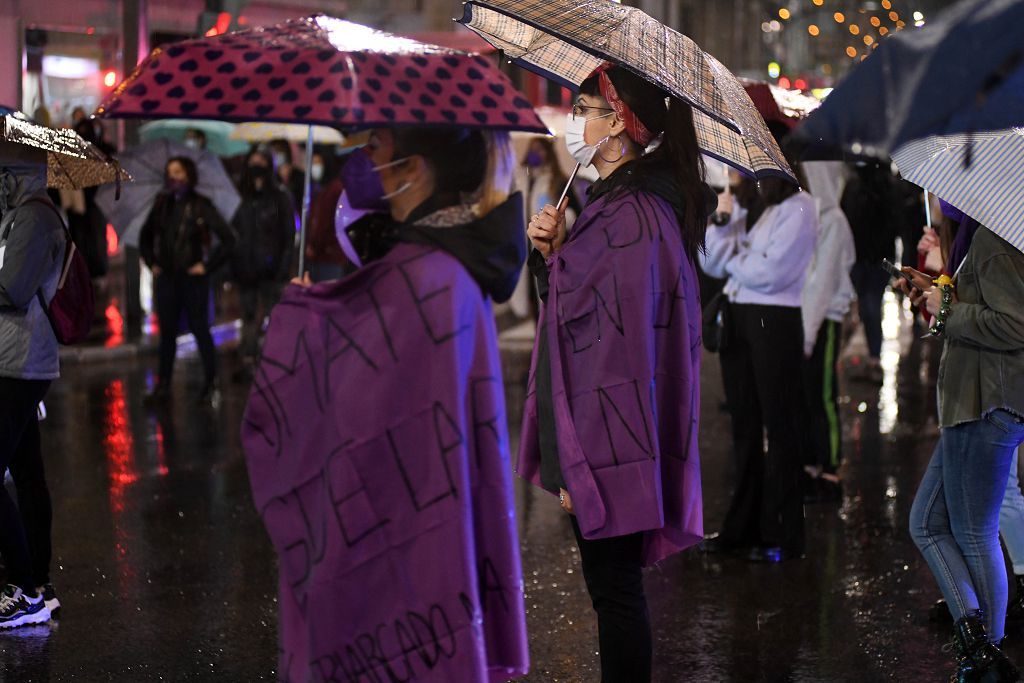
[{"left": 98, "top": 15, "right": 548, "bottom": 133}]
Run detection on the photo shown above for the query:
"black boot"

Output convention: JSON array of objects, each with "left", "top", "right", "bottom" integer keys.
[
  {"left": 1006, "top": 575, "right": 1024, "bottom": 629},
  {"left": 950, "top": 610, "right": 1021, "bottom": 683}
]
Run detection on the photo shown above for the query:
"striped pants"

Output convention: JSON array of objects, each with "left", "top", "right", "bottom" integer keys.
[{"left": 802, "top": 319, "right": 843, "bottom": 474}]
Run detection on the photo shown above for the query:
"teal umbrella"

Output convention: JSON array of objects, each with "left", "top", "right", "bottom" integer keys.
[{"left": 138, "top": 119, "right": 250, "bottom": 157}]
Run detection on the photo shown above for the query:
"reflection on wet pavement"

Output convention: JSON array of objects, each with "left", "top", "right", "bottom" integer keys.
[{"left": 1, "top": 300, "right": 1016, "bottom": 681}]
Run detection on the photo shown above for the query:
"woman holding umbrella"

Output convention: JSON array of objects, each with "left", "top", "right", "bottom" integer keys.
[{"left": 525, "top": 63, "right": 712, "bottom": 682}]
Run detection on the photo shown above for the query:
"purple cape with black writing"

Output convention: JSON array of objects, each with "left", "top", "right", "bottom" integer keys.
[
  {"left": 520, "top": 190, "right": 704, "bottom": 566},
  {"left": 241, "top": 242, "right": 528, "bottom": 683}
]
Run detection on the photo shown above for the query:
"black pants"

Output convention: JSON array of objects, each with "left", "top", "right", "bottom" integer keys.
[
  {"left": 719, "top": 303, "right": 806, "bottom": 554},
  {"left": 571, "top": 517, "right": 651, "bottom": 683},
  {"left": 155, "top": 272, "right": 216, "bottom": 386},
  {"left": 801, "top": 320, "right": 843, "bottom": 474},
  {"left": 0, "top": 378, "right": 52, "bottom": 591},
  {"left": 238, "top": 280, "right": 282, "bottom": 362}
]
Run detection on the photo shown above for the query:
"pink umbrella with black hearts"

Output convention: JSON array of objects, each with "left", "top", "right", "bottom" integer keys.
[
  {"left": 95, "top": 15, "right": 546, "bottom": 134},
  {"left": 96, "top": 15, "right": 548, "bottom": 274}
]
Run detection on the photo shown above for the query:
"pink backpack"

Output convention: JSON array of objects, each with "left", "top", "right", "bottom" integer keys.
[{"left": 23, "top": 197, "right": 95, "bottom": 345}]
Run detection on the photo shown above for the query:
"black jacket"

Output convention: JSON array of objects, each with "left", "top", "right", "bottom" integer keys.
[
  {"left": 140, "top": 191, "right": 236, "bottom": 274},
  {"left": 230, "top": 187, "right": 294, "bottom": 285}
]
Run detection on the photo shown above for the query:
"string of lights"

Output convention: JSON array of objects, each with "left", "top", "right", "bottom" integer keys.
[{"left": 762, "top": 0, "right": 928, "bottom": 93}]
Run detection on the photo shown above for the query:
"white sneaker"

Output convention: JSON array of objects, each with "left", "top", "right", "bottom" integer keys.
[{"left": 0, "top": 585, "right": 50, "bottom": 628}]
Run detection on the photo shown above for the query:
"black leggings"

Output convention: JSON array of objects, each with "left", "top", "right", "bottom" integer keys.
[
  {"left": 572, "top": 517, "right": 651, "bottom": 683},
  {"left": 0, "top": 377, "right": 52, "bottom": 591}
]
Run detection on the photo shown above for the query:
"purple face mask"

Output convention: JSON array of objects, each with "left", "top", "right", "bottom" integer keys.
[
  {"left": 525, "top": 150, "right": 544, "bottom": 168},
  {"left": 340, "top": 148, "right": 390, "bottom": 211}
]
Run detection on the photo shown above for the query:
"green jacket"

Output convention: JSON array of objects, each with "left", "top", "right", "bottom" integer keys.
[{"left": 938, "top": 227, "right": 1024, "bottom": 427}]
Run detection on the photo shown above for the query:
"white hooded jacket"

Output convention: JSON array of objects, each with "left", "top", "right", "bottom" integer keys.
[{"left": 801, "top": 162, "right": 856, "bottom": 355}]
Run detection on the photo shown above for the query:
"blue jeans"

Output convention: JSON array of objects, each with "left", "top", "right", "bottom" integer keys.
[
  {"left": 910, "top": 410, "right": 1024, "bottom": 641},
  {"left": 1000, "top": 448, "right": 1024, "bottom": 575}
]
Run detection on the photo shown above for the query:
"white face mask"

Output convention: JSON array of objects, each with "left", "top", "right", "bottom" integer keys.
[
  {"left": 310, "top": 163, "right": 324, "bottom": 182},
  {"left": 564, "top": 111, "right": 613, "bottom": 167}
]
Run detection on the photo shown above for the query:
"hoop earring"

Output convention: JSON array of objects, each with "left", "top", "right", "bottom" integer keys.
[{"left": 597, "top": 135, "right": 627, "bottom": 163}]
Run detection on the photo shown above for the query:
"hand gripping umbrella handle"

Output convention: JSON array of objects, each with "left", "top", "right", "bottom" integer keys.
[{"left": 557, "top": 162, "right": 581, "bottom": 210}]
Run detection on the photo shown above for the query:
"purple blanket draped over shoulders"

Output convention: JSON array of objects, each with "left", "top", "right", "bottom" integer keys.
[
  {"left": 241, "top": 242, "right": 528, "bottom": 683},
  {"left": 519, "top": 190, "right": 704, "bottom": 567}
]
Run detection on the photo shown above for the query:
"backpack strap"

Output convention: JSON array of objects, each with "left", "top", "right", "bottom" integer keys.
[{"left": 15, "top": 197, "right": 73, "bottom": 310}]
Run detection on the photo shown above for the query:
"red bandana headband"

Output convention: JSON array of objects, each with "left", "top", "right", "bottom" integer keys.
[{"left": 590, "top": 62, "right": 657, "bottom": 147}]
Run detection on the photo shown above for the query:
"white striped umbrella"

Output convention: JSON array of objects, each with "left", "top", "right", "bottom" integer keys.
[{"left": 892, "top": 127, "right": 1024, "bottom": 254}]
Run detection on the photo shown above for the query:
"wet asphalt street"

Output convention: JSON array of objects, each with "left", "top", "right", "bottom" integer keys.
[{"left": 2, "top": 291, "right": 1019, "bottom": 682}]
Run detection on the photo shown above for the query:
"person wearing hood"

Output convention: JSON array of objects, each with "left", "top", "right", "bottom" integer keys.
[
  {"left": 800, "top": 162, "right": 856, "bottom": 501},
  {"left": 0, "top": 142, "right": 63, "bottom": 628},
  {"left": 139, "top": 157, "right": 236, "bottom": 405},
  {"left": 230, "top": 150, "right": 295, "bottom": 379},
  {"left": 243, "top": 126, "right": 529, "bottom": 683},
  {"left": 701, "top": 155, "right": 818, "bottom": 563},
  {"left": 524, "top": 63, "right": 710, "bottom": 682}
]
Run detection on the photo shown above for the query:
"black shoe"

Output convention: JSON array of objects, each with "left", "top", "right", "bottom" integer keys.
[
  {"left": 701, "top": 533, "right": 747, "bottom": 556},
  {"left": 1006, "top": 576, "right": 1024, "bottom": 629},
  {"left": 747, "top": 546, "right": 804, "bottom": 563},
  {"left": 196, "top": 383, "right": 221, "bottom": 407},
  {"left": 949, "top": 610, "right": 1021, "bottom": 682},
  {"left": 143, "top": 384, "right": 170, "bottom": 405},
  {"left": 931, "top": 598, "right": 954, "bottom": 624}
]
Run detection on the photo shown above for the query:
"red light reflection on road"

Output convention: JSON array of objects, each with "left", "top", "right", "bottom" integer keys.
[{"left": 103, "top": 380, "right": 139, "bottom": 514}]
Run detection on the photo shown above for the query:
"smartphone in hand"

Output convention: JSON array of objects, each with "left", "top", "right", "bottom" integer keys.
[{"left": 881, "top": 258, "right": 917, "bottom": 287}]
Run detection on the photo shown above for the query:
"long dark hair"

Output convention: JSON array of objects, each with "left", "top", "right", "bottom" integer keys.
[
  {"left": 581, "top": 67, "right": 707, "bottom": 257},
  {"left": 392, "top": 128, "right": 515, "bottom": 216},
  {"left": 165, "top": 156, "right": 198, "bottom": 189}
]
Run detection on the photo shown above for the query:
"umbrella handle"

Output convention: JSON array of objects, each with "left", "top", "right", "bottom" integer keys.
[
  {"left": 297, "top": 125, "right": 314, "bottom": 278},
  {"left": 923, "top": 189, "right": 931, "bottom": 227},
  {"left": 557, "top": 163, "right": 580, "bottom": 209}
]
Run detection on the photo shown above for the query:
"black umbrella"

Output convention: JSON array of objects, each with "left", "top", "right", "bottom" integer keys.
[{"left": 792, "top": 0, "right": 1024, "bottom": 159}]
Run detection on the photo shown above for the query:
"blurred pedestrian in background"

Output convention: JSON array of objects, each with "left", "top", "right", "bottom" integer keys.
[
  {"left": 0, "top": 142, "right": 64, "bottom": 628},
  {"left": 841, "top": 162, "right": 897, "bottom": 384},
  {"left": 507, "top": 136, "right": 579, "bottom": 320},
  {"left": 524, "top": 65, "right": 709, "bottom": 681},
  {"left": 182, "top": 128, "right": 207, "bottom": 152},
  {"left": 800, "top": 162, "right": 855, "bottom": 502},
  {"left": 230, "top": 150, "right": 294, "bottom": 380},
  {"left": 902, "top": 218, "right": 1024, "bottom": 681},
  {"left": 268, "top": 138, "right": 304, "bottom": 208},
  {"left": 701, "top": 162, "right": 818, "bottom": 563},
  {"left": 139, "top": 157, "right": 235, "bottom": 405},
  {"left": 304, "top": 149, "right": 348, "bottom": 282}
]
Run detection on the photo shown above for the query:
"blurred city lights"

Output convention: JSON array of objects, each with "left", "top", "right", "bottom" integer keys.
[
  {"left": 879, "top": 26, "right": 889, "bottom": 34},
  {"left": 812, "top": 0, "right": 823, "bottom": 5},
  {"left": 913, "top": 11, "right": 924, "bottom": 20},
  {"left": 808, "top": 24, "right": 820, "bottom": 36},
  {"left": 778, "top": 76, "right": 792, "bottom": 89},
  {"left": 846, "top": 46, "right": 857, "bottom": 57},
  {"left": 849, "top": 24, "right": 860, "bottom": 35},
  {"left": 863, "top": 35, "right": 875, "bottom": 45},
  {"left": 770, "top": 19, "right": 782, "bottom": 30},
  {"left": 768, "top": 61, "right": 782, "bottom": 78},
  {"left": 881, "top": 0, "right": 892, "bottom": 8},
  {"left": 103, "top": 69, "right": 118, "bottom": 88},
  {"left": 870, "top": 16, "right": 881, "bottom": 27},
  {"left": 889, "top": 10, "right": 899, "bottom": 20},
  {"left": 794, "top": 78, "right": 808, "bottom": 90},
  {"left": 834, "top": 12, "right": 846, "bottom": 22},
  {"left": 779, "top": 7, "right": 791, "bottom": 19}
]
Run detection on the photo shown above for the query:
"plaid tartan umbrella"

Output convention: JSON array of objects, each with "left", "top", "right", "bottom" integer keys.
[
  {"left": 1, "top": 113, "right": 129, "bottom": 190},
  {"left": 458, "top": 0, "right": 795, "bottom": 181}
]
